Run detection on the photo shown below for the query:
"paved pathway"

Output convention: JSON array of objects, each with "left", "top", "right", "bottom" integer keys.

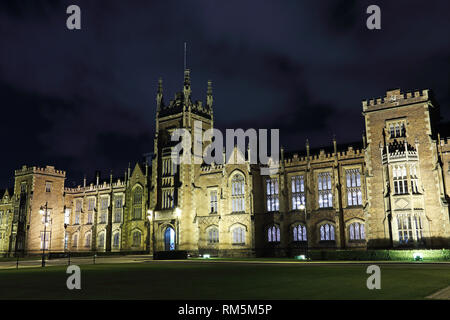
[
  {"left": 426, "top": 286, "right": 450, "bottom": 300},
  {"left": 1, "top": 255, "right": 450, "bottom": 270}
]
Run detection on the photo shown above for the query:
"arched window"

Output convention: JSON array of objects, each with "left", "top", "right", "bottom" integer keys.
[
  {"left": 98, "top": 233, "right": 105, "bottom": 249},
  {"left": 133, "top": 186, "right": 143, "bottom": 219},
  {"left": 231, "top": 174, "right": 245, "bottom": 212},
  {"left": 320, "top": 223, "right": 335, "bottom": 241},
  {"left": 349, "top": 222, "right": 365, "bottom": 240},
  {"left": 85, "top": 233, "right": 91, "bottom": 248},
  {"left": 207, "top": 227, "right": 219, "bottom": 244},
  {"left": 72, "top": 234, "right": 78, "bottom": 248},
  {"left": 113, "top": 232, "right": 120, "bottom": 248},
  {"left": 232, "top": 226, "right": 245, "bottom": 244},
  {"left": 267, "top": 225, "right": 280, "bottom": 242},
  {"left": 293, "top": 224, "right": 307, "bottom": 241},
  {"left": 132, "top": 230, "right": 142, "bottom": 247}
]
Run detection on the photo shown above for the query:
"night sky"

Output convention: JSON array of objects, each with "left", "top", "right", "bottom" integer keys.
[{"left": 0, "top": 0, "right": 449, "bottom": 188}]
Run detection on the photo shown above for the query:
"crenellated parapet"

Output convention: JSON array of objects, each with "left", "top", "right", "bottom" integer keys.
[
  {"left": 64, "top": 179, "right": 126, "bottom": 193},
  {"left": 283, "top": 145, "right": 364, "bottom": 166},
  {"left": 362, "top": 89, "right": 430, "bottom": 113},
  {"left": 15, "top": 165, "right": 66, "bottom": 177}
]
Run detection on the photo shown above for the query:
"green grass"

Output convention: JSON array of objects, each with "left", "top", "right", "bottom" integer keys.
[{"left": 0, "top": 261, "right": 449, "bottom": 299}]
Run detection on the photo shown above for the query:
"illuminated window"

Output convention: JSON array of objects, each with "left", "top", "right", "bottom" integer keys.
[
  {"left": 40, "top": 231, "right": 50, "bottom": 250},
  {"left": 266, "top": 178, "right": 279, "bottom": 212},
  {"left": 162, "top": 189, "right": 174, "bottom": 209},
  {"left": 397, "top": 214, "right": 413, "bottom": 244},
  {"left": 267, "top": 225, "right": 280, "bottom": 243},
  {"left": 72, "top": 234, "right": 78, "bottom": 248},
  {"left": 414, "top": 215, "right": 423, "bottom": 241},
  {"left": 349, "top": 222, "right": 365, "bottom": 240},
  {"left": 293, "top": 224, "right": 307, "bottom": 242},
  {"left": 88, "top": 198, "right": 95, "bottom": 211},
  {"left": 231, "top": 174, "right": 245, "bottom": 212},
  {"left": 210, "top": 190, "right": 218, "bottom": 213},
  {"left": 133, "top": 186, "right": 143, "bottom": 219},
  {"left": 393, "top": 165, "right": 408, "bottom": 194},
  {"left": 320, "top": 223, "right": 335, "bottom": 241},
  {"left": 318, "top": 172, "right": 333, "bottom": 208},
  {"left": 98, "top": 233, "right": 105, "bottom": 249},
  {"left": 113, "top": 233, "right": 120, "bottom": 248},
  {"left": 207, "top": 227, "right": 219, "bottom": 244},
  {"left": 85, "top": 233, "right": 91, "bottom": 247},
  {"left": 232, "top": 226, "right": 245, "bottom": 244},
  {"left": 410, "top": 165, "right": 420, "bottom": 194},
  {"left": 291, "top": 175, "right": 305, "bottom": 210},
  {"left": 346, "top": 169, "right": 362, "bottom": 206},
  {"left": 75, "top": 199, "right": 82, "bottom": 212},
  {"left": 87, "top": 213, "right": 93, "bottom": 224}
]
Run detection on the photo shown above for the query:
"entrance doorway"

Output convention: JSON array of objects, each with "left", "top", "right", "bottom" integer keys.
[{"left": 164, "top": 226, "right": 175, "bottom": 251}]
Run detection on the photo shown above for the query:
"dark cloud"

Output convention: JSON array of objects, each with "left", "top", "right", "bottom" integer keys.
[{"left": 0, "top": 0, "right": 449, "bottom": 188}]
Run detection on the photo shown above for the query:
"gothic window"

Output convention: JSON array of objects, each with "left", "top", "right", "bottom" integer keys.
[
  {"left": 74, "top": 212, "right": 80, "bottom": 225},
  {"left": 162, "top": 189, "right": 174, "bottom": 209},
  {"left": 64, "top": 209, "right": 70, "bottom": 225},
  {"left": 45, "top": 181, "right": 52, "bottom": 193},
  {"left": 267, "top": 225, "right": 281, "bottom": 243},
  {"left": 85, "top": 233, "right": 91, "bottom": 247},
  {"left": 349, "top": 222, "right": 365, "bottom": 240},
  {"left": 410, "top": 165, "right": 420, "bottom": 194},
  {"left": 320, "top": 223, "right": 335, "bottom": 241},
  {"left": 266, "top": 178, "right": 279, "bottom": 212},
  {"left": 72, "top": 234, "right": 78, "bottom": 248},
  {"left": 88, "top": 198, "right": 95, "bottom": 211},
  {"left": 40, "top": 231, "right": 50, "bottom": 250},
  {"left": 114, "top": 195, "right": 123, "bottom": 222},
  {"left": 397, "top": 214, "right": 413, "bottom": 244},
  {"left": 113, "top": 232, "right": 120, "bottom": 248},
  {"left": 133, "top": 186, "right": 143, "bottom": 219},
  {"left": 318, "top": 172, "right": 333, "bottom": 208},
  {"left": 231, "top": 174, "right": 245, "bottom": 212},
  {"left": 98, "top": 233, "right": 105, "bottom": 249},
  {"left": 162, "top": 158, "right": 173, "bottom": 176},
  {"left": 291, "top": 175, "right": 305, "bottom": 210},
  {"left": 41, "top": 209, "right": 51, "bottom": 224},
  {"left": 210, "top": 190, "right": 218, "bottom": 213},
  {"left": 414, "top": 215, "right": 423, "bottom": 241},
  {"left": 132, "top": 230, "right": 141, "bottom": 247},
  {"left": 87, "top": 213, "right": 93, "bottom": 224},
  {"left": 100, "top": 197, "right": 108, "bottom": 210},
  {"left": 232, "top": 226, "right": 245, "bottom": 244},
  {"left": 388, "top": 121, "right": 406, "bottom": 138},
  {"left": 293, "top": 224, "right": 307, "bottom": 242},
  {"left": 0, "top": 211, "right": 3, "bottom": 225},
  {"left": 346, "top": 169, "right": 362, "bottom": 206},
  {"left": 100, "top": 213, "right": 107, "bottom": 224},
  {"left": 393, "top": 165, "right": 408, "bottom": 194},
  {"left": 75, "top": 199, "right": 82, "bottom": 212},
  {"left": 207, "top": 227, "right": 219, "bottom": 244}
]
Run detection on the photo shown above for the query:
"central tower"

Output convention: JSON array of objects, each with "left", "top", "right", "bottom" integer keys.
[{"left": 150, "top": 69, "right": 214, "bottom": 253}]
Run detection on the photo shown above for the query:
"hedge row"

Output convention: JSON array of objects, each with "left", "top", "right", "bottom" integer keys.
[{"left": 307, "top": 249, "right": 450, "bottom": 261}]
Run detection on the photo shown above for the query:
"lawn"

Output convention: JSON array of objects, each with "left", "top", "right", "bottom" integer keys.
[{"left": 0, "top": 261, "right": 449, "bottom": 299}]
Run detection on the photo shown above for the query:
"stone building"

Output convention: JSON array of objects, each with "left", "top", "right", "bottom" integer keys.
[{"left": 0, "top": 70, "right": 449, "bottom": 257}]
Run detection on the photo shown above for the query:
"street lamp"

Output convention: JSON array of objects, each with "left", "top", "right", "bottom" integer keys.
[{"left": 39, "top": 202, "right": 49, "bottom": 267}]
